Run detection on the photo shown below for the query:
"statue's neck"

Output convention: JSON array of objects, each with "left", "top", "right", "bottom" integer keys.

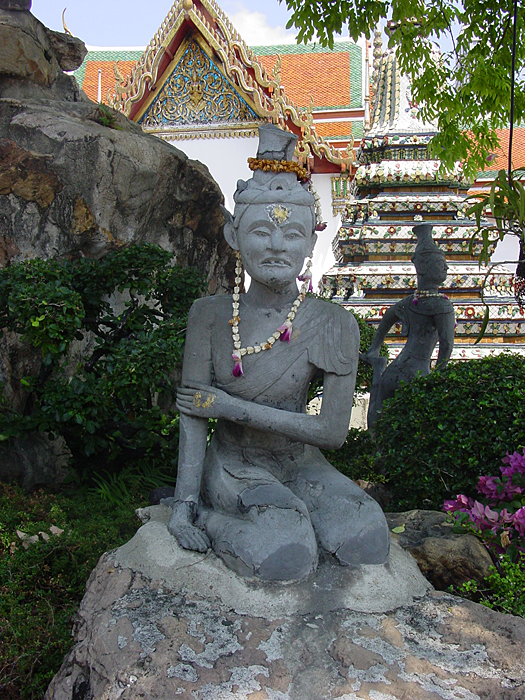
[{"left": 244, "top": 279, "right": 299, "bottom": 311}]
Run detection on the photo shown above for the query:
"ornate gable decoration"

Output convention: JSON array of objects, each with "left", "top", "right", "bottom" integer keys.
[
  {"left": 138, "top": 36, "right": 262, "bottom": 138},
  {"left": 107, "top": 0, "right": 352, "bottom": 166}
]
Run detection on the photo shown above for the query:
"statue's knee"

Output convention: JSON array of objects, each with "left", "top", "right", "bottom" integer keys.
[
  {"left": 336, "top": 505, "right": 390, "bottom": 566},
  {"left": 214, "top": 505, "right": 317, "bottom": 581},
  {"left": 238, "top": 482, "right": 309, "bottom": 518},
  {"left": 313, "top": 493, "right": 390, "bottom": 566}
]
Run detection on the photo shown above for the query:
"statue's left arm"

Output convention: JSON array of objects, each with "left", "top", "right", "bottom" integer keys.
[
  {"left": 177, "top": 307, "right": 359, "bottom": 450},
  {"left": 434, "top": 307, "right": 455, "bottom": 371}
]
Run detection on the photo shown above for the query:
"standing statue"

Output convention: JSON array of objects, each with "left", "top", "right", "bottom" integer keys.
[
  {"left": 361, "top": 223, "right": 455, "bottom": 430},
  {"left": 168, "top": 124, "right": 389, "bottom": 582}
]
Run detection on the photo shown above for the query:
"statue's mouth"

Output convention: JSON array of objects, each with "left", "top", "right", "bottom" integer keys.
[{"left": 261, "top": 258, "right": 291, "bottom": 267}]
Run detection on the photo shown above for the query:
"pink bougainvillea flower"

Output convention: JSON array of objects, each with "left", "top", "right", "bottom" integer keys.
[
  {"left": 512, "top": 507, "right": 525, "bottom": 537},
  {"left": 278, "top": 321, "right": 292, "bottom": 343},
  {"left": 232, "top": 351, "right": 243, "bottom": 377},
  {"left": 499, "top": 508, "right": 515, "bottom": 525},
  {"left": 477, "top": 475, "right": 501, "bottom": 500},
  {"left": 444, "top": 494, "right": 473, "bottom": 512},
  {"left": 501, "top": 450, "right": 525, "bottom": 477},
  {"left": 470, "top": 501, "right": 493, "bottom": 530}
]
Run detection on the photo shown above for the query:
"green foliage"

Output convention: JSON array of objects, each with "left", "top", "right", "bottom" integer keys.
[
  {"left": 0, "top": 245, "right": 204, "bottom": 476},
  {"left": 282, "top": 0, "right": 525, "bottom": 178},
  {"left": 451, "top": 555, "right": 525, "bottom": 617},
  {"left": 354, "top": 311, "right": 389, "bottom": 392},
  {"left": 322, "top": 427, "right": 385, "bottom": 483},
  {"left": 0, "top": 483, "right": 142, "bottom": 700},
  {"left": 88, "top": 103, "right": 121, "bottom": 130},
  {"left": 374, "top": 354, "right": 525, "bottom": 510},
  {"left": 90, "top": 463, "right": 176, "bottom": 503}
]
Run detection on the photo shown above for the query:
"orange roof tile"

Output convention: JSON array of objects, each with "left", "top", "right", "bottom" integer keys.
[
  {"left": 313, "top": 121, "right": 354, "bottom": 139},
  {"left": 82, "top": 59, "right": 137, "bottom": 104},
  {"left": 256, "top": 52, "right": 350, "bottom": 109},
  {"left": 488, "top": 128, "right": 525, "bottom": 171}
]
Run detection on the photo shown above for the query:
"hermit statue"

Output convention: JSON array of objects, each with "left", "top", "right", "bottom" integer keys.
[
  {"left": 168, "top": 124, "right": 389, "bottom": 581},
  {"left": 361, "top": 223, "right": 455, "bottom": 430}
]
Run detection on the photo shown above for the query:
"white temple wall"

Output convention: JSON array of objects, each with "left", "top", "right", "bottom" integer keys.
[
  {"left": 171, "top": 135, "right": 258, "bottom": 214},
  {"left": 167, "top": 138, "right": 339, "bottom": 288}
]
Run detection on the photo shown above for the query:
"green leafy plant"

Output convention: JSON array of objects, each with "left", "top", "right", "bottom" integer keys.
[
  {"left": 322, "top": 427, "right": 384, "bottom": 483},
  {"left": 282, "top": 0, "right": 525, "bottom": 178},
  {"left": 0, "top": 244, "right": 204, "bottom": 478},
  {"left": 374, "top": 354, "right": 525, "bottom": 511},
  {"left": 0, "top": 483, "right": 143, "bottom": 700},
  {"left": 451, "top": 555, "right": 525, "bottom": 617},
  {"left": 88, "top": 103, "right": 121, "bottom": 130}
]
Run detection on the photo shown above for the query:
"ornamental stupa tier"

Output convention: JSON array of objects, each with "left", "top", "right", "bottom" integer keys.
[{"left": 322, "top": 45, "right": 525, "bottom": 359}]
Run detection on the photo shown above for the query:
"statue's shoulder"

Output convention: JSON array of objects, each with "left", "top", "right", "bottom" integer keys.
[
  {"left": 305, "top": 298, "right": 358, "bottom": 375},
  {"left": 308, "top": 297, "right": 359, "bottom": 332},
  {"left": 188, "top": 294, "right": 231, "bottom": 325}
]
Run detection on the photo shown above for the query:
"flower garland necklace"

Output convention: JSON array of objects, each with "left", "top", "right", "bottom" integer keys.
[
  {"left": 230, "top": 251, "right": 313, "bottom": 377},
  {"left": 412, "top": 289, "right": 449, "bottom": 306}
]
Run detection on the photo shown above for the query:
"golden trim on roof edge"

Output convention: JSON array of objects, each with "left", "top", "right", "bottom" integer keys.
[{"left": 106, "top": 0, "right": 353, "bottom": 168}]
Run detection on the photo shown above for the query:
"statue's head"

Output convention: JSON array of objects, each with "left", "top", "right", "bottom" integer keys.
[
  {"left": 224, "top": 124, "right": 318, "bottom": 289},
  {"left": 411, "top": 223, "right": 448, "bottom": 288}
]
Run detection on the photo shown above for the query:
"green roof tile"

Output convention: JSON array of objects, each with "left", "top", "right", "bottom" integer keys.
[{"left": 251, "top": 41, "right": 357, "bottom": 56}]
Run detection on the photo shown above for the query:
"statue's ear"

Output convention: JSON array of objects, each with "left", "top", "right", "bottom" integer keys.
[
  {"left": 223, "top": 220, "right": 238, "bottom": 250},
  {"left": 308, "top": 232, "right": 318, "bottom": 257},
  {"left": 221, "top": 206, "right": 238, "bottom": 250}
]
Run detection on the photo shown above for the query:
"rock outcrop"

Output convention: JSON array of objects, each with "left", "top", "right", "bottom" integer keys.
[
  {"left": 0, "top": 8, "right": 234, "bottom": 489},
  {"left": 0, "top": 8, "right": 231, "bottom": 289},
  {"left": 386, "top": 509, "right": 494, "bottom": 589},
  {"left": 44, "top": 507, "right": 525, "bottom": 700}
]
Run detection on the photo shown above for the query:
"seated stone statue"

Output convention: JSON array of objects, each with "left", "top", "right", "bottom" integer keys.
[
  {"left": 168, "top": 124, "right": 389, "bottom": 581},
  {"left": 361, "top": 223, "right": 455, "bottom": 430}
]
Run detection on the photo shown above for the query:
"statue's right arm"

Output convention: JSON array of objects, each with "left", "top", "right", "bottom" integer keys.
[
  {"left": 361, "top": 304, "right": 400, "bottom": 360},
  {"left": 168, "top": 298, "right": 214, "bottom": 552}
]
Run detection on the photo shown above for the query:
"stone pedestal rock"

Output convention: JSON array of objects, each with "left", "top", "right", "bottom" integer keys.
[{"left": 44, "top": 506, "right": 525, "bottom": 700}]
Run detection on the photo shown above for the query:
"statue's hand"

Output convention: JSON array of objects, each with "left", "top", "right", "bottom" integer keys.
[
  {"left": 168, "top": 500, "right": 210, "bottom": 553},
  {"left": 360, "top": 352, "right": 387, "bottom": 373},
  {"left": 176, "top": 382, "right": 234, "bottom": 420}
]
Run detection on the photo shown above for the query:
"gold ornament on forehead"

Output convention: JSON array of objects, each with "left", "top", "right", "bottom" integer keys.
[{"left": 266, "top": 204, "right": 291, "bottom": 225}]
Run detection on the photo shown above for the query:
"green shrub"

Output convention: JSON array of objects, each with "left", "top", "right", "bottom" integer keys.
[
  {"left": 450, "top": 555, "right": 525, "bottom": 618},
  {"left": 0, "top": 483, "right": 143, "bottom": 700},
  {"left": 322, "top": 427, "right": 384, "bottom": 482},
  {"left": 0, "top": 245, "right": 204, "bottom": 478},
  {"left": 354, "top": 311, "right": 389, "bottom": 392},
  {"left": 375, "top": 354, "right": 525, "bottom": 511}
]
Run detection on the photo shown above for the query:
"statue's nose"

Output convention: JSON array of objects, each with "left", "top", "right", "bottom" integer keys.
[{"left": 269, "top": 228, "right": 285, "bottom": 251}]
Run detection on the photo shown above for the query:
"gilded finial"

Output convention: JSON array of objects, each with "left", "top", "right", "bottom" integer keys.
[{"left": 62, "top": 8, "right": 72, "bottom": 36}]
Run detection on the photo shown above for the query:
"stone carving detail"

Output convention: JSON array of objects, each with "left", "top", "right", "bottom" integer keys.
[
  {"left": 167, "top": 124, "right": 389, "bottom": 581},
  {"left": 361, "top": 224, "right": 455, "bottom": 429},
  {"left": 140, "top": 39, "right": 259, "bottom": 127}
]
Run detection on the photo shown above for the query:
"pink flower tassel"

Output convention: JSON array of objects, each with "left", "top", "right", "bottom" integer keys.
[
  {"left": 232, "top": 351, "right": 243, "bottom": 377},
  {"left": 298, "top": 271, "right": 313, "bottom": 292},
  {"left": 278, "top": 321, "right": 292, "bottom": 343}
]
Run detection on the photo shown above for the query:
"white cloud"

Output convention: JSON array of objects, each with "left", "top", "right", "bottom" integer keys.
[{"left": 228, "top": 9, "right": 297, "bottom": 46}]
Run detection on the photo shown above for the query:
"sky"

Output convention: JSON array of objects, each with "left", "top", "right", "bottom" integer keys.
[{"left": 32, "top": 0, "right": 304, "bottom": 48}]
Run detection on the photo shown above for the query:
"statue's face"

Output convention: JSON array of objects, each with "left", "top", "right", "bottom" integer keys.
[
  {"left": 236, "top": 203, "right": 316, "bottom": 289},
  {"left": 416, "top": 253, "right": 448, "bottom": 287}
]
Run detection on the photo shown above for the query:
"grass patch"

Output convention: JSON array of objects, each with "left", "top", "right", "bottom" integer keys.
[{"left": 0, "top": 483, "right": 144, "bottom": 700}]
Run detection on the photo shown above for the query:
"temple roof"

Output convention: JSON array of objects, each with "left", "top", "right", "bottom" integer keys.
[
  {"left": 73, "top": 0, "right": 360, "bottom": 172},
  {"left": 367, "top": 48, "right": 438, "bottom": 139}
]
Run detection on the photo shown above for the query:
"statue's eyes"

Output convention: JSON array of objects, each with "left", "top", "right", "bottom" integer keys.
[
  {"left": 284, "top": 229, "right": 303, "bottom": 240},
  {"left": 250, "top": 228, "right": 271, "bottom": 237}
]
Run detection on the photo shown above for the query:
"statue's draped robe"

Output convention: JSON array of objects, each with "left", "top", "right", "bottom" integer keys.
[{"left": 202, "top": 298, "right": 356, "bottom": 513}]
